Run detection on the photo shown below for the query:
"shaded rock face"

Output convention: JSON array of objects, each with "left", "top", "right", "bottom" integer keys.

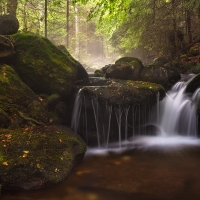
[
  {"left": 152, "top": 57, "right": 168, "bottom": 66},
  {"left": 57, "top": 44, "right": 88, "bottom": 83},
  {"left": 0, "top": 35, "right": 15, "bottom": 64},
  {"left": 101, "top": 57, "right": 181, "bottom": 89},
  {"left": 105, "top": 57, "right": 144, "bottom": 80},
  {"left": 186, "top": 73, "right": 200, "bottom": 94},
  {"left": 141, "top": 65, "right": 169, "bottom": 89},
  {"left": 163, "top": 66, "right": 181, "bottom": 86},
  {"left": 0, "top": 14, "right": 19, "bottom": 35},
  {"left": 0, "top": 126, "right": 86, "bottom": 190},
  {"left": 0, "top": 64, "right": 49, "bottom": 128},
  {"left": 12, "top": 33, "right": 88, "bottom": 98}
]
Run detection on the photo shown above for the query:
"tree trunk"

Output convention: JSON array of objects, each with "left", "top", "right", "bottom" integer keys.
[
  {"left": 0, "top": 0, "right": 2, "bottom": 15},
  {"left": 45, "top": 0, "right": 48, "bottom": 37},
  {"left": 7, "top": 0, "right": 18, "bottom": 16},
  {"left": 186, "top": 10, "right": 192, "bottom": 44},
  {"left": 66, "top": 0, "right": 69, "bottom": 47},
  {"left": 172, "top": 0, "right": 179, "bottom": 56}
]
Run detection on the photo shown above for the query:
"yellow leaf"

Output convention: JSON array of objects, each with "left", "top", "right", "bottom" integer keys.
[
  {"left": 22, "top": 153, "right": 28, "bottom": 158},
  {"left": 3, "top": 162, "right": 8, "bottom": 166}
]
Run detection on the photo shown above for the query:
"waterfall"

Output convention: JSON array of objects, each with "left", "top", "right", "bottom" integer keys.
[
  {"left": 71, "top": 75, "right": 200, "bottom": 149},
  {"left": 158, "top": 76, "right": 200, "bottom": 137}
]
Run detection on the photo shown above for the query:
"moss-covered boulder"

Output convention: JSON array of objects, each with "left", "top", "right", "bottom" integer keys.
[
  {"left": 0, "top": 64, "right": 49, "bottom": 128},
  {"left": 12, "top": 33, "right": 88, "bottom": 98},
  {"left": 72, "top": 78, "right": 165, "bottom": 146},
  {"left": 105, "top": 57, "right": 144, "bottom": 81},
  {"left": 141, "top": 65, "right": 168, "bottom": 88},
  {"left": 162, "top": 66, "right": 181, "bottom": 86},
  {"left": 0, "top": 126, "right": 86, "bottom": 190},
  {"left": 83, "top": 78, "right": 165, "bottom": 107},
  {"left": 141, "top": 65, "right": 181, "bottom": 89}
]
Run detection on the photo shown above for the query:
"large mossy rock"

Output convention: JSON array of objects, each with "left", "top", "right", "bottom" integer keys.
[
  {"left": 141, "top": 65, "right": 181, "bottom": 89},
  {"left": 12, "top": 33, "right": 88, "bottom": 98},
  {"left": 84, "top": 78, "right": 165, "bottom": 107},
  {"left": 0, "top": 126, "right": 86, "bottom": 190},
  {"left": 0, "top": 64, "right": 49, "bottom": 128},
  {"left": 105, "top": 57, "right": 144, "bottom": 81}
]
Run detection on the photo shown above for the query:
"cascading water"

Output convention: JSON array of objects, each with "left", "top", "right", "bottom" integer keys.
[
  {"left": 156, "top": 76, "right": 199, "bottom": 137},
  {"left": 71, "top": 74, "right": 200, "bottom": 150}
]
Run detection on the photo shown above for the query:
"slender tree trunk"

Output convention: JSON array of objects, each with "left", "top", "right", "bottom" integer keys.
[
  {"left": 186, "top": 10, "right": 192, "bottom": 44},
  {"left": 0, "top": 0, "right": 2, "bottom": 15},
  {"left": 74, "top": 5, "right": 79, "bottom": 59},
  {"left": 198, "top": 6, "right": 200, "bottom": 25},
  {"left": 66, "top": 0, "right": 69, "bottom": 47},
  {"left": 172, "top": 0, "right": 179, "bottom": 56},
  {"left": 45, "top": 0, "right": 48, "bottom": 37},
  {"left": 7, "top": 0, "right": 18, "bottom": 16},
  {"left": 22, "top": 1, "right": 27, "bottom": 31}
]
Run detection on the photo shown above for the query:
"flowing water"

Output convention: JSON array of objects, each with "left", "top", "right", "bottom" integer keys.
[
  {"left": 71, "top": 74, "right": 200, "bottom": 149},
  {"left": 2, "top": 74, "right": 200, "bottom": 200}
]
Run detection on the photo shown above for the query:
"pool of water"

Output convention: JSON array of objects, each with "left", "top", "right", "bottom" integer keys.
[{"left": 2, "top": 138, "right": 200, "bottom": 200}]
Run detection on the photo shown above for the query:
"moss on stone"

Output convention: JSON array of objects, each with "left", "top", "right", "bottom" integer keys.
[
  {"left": 82, "top": 79, "right": 165, "bottom": 108},
  {"left": 12, "top": 33, "right": 79, "bottom": 97},
  {"left": 0, "top": 126, "right": 86, "bottom": 190},
  {"left": 0, "top": 64, "right": 49, "bottom": 127}
]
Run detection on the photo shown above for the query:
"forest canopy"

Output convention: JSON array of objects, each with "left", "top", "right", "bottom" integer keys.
[{"left": 1, "top": 0, "right": 200, "bottom": 63}]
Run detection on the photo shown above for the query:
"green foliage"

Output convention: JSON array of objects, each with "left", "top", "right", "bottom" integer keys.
[{"left": 189, "top": 47, "right": 199, "bottom": 56}]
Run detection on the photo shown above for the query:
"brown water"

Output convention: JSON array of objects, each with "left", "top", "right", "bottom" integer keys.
[{"left": 2, "top": 147, "right": 200, "bottom": 200}]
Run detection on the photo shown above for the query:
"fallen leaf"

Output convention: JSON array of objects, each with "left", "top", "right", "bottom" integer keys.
[
  {"left": 3, "top": 162, "right": 8, "bottom": 166},
  {"left": 22, "top": 153, "right": 28, "bottom": 158}
]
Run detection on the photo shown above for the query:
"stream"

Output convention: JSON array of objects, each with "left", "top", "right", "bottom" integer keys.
[{"left": 2, "top": 144, "right": 200, "bottom": 200}]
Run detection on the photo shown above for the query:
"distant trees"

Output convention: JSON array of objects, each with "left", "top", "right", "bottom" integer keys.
[
  {"left": 5, "top": 0, "right": 200, "bottom": 61},
  {"left": 73, "top": 0, "right": 200, "bottom": 59}
]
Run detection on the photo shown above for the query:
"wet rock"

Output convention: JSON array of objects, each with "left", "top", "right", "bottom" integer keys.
[
  {"left": 152, "top": 57, "right": 168, "bottom": 65},
  {"left": 0, "top": 14, "right": 19, "bottom": 35},
  {"left": 82, "top": 79, "right": 165, "bottom": 108},
  {"left": 185, "top": 73, "right": 200, "bottom": 93},
  {"left": 163, "top": 66, "right": 181, "bottom": 86},
  {"left": 105, "top": 57, "right": 144, "bottom": 80},
  {"left": 0, "top": 126, "right": 86, "bottom": 190},
  {"left": 141, "top": 65, "right": 168, "bottom": 88}
]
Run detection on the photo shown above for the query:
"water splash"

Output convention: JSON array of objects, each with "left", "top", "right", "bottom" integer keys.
[
  {"left": 71, "top": 75, "right": 200, "bottom": 150},
  {"left": 158, "top": 76, "right": 200, "bottom": 137}
]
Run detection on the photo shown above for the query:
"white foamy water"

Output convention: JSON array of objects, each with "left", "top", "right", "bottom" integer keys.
[{"left": 72, "top": 74, "right": 200, "bottom": 151}]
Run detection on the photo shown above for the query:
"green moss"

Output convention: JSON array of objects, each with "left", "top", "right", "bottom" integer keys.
[
  {"left": 0, "top": 126, "right": 86, "bottom": 189},
  {"left": 94, "top": 70, "right": 104, "bottom": 77},
  {"left": 0, "top": 64, "right": 49, "bottom": 127},
  {"left": 82, "top": 80, "right": 165, "bottom": 108},
  {"left": 12, "top": 33, "right": 78, "bottom": 97},
  {"left": 189, "top": 47, "right": 199, "bottom": 56}
]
